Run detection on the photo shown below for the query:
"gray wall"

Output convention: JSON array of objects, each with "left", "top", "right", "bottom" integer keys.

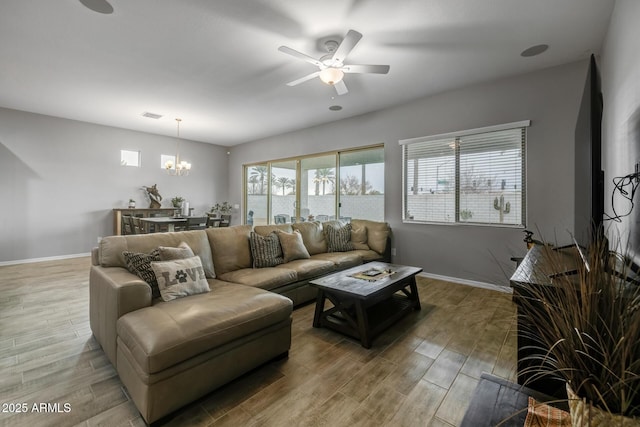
[
  {"left": 600, "top": 0, "right": 640, "bottom": 259},
  {"left": 229, "top": 61, "right": 588, "bottom": 287},
  {"left": 0, "top": 108, "right": 229, "bottom": 263}
]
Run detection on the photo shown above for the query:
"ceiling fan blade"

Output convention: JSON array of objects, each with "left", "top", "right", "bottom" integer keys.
[
  {"left": 278, "top": 46, "right": 322, "bottom": 67},
  {"left": 334, "top": 80, "right": 348, "bottom": 96},
  {"left": 342, "top": 64, "right": 390, "bottom": 74},
  {"left": 286, "top": 71, "right": 320, "bottom": 86},
  {"left": 331, "top": 30, "right": 363, "bottom": 64}
]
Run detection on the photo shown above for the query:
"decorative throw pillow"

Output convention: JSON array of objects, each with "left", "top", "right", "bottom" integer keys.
[
  {"left": 158, "top": 241, "right": 195, "bottom": 261},
  {"left": 249, "top": 231, "right": 284, "bottom": 268},
  {"left": 123, "top": 249, "right": 161, "bottom": 299},
  {"left": 277, "top": 230, "right": 311, "bottom": 263},
  {"left": 150, "top": 256, "right": 210, "bottom": 302},
  {"left": 325, "top": 222, "right": 355, "bottom": 252}
]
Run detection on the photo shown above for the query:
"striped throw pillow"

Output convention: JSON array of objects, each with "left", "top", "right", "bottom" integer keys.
[
  {"left": 324, "top": 223, "right": 354, "bottom": 252},
  {"left": 250, "top": 231, "right": 284, "bottom": 268}
]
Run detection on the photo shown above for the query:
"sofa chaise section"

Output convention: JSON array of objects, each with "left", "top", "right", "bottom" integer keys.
[
  {"left": 90, "top": 230, "right": 293, "bottom": 424},
  {"left": 115, "top": 282, "right": 291, "bottom": 424}
]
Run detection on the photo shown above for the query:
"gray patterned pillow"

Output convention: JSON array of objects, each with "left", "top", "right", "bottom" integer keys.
[
  {"left": 123, "top": 249, "right": 161, "bottom": 299},
  {"left": 151, "top": 256, "right": 210, "bottom": 302},
  {"left": 325, "top": 222, "right": 354, "bottom": 252},
  {"left": 249, "top": 231, "right": 284, "bottom": 268}
]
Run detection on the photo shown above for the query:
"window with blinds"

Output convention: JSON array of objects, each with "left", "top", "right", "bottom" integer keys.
[{"left": 400, "top": 121, "right": 529, "bottom": 227}]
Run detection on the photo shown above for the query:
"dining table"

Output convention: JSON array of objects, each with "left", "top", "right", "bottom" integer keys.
[{"left": 139, "top": 216, "right": 188, "bottom": 232}]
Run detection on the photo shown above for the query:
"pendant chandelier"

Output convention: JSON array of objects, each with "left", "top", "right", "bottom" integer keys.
[{"left": 165, "top": 118, "right": 191, "bottom": 176}]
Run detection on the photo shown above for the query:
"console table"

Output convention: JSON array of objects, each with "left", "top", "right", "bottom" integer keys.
[{"left": 510, "top": 244, "right": 580, "bottom": 398}]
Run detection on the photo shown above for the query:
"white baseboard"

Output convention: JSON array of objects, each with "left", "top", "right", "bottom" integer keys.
[
  {"left": 418, "top": 271, "right": 512, "bottom": 294},
  {"left": 0, "top": 252, "right": 90, "bottom": 267}
]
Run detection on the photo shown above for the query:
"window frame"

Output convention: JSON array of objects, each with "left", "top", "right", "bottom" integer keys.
[{"left": 400, "top": 120, "right": 529, "bottom": 228}]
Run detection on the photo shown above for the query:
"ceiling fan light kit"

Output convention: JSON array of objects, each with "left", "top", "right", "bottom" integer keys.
[
  {"left": 319, "top": 68, "right": 344, "bottom": 85},
  {"left": 279, "top": 29, "right": 390, "bottom": 96}
]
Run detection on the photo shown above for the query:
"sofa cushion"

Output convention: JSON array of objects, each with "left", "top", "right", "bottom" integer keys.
[
  {"left": 324, "top": 222, "right": 355, "bottom": 252},
  {"left": 351, "top": 219, "right": 390, "bottom": 255},
  {"left": 291, "top": 221, "right": 327, "bottom": 255},
  {"left": 158, "top": 241, "right": 195, "bottom": 261},
  {"left": 123, "top": 249, "right": 161, "bottom": 299},
  {"left": 99, "top": 231, "right": 216, "bottom": 279},
  {"left": 275, "top": 259, "right": 335, "bottom": 280},
  {"left": 253, "top": 224, "right": 293, "bottom": 236},
  {"left": 350, "top": 249, "right": 384, "bottom": 262},
  {"left": 350, "top": 223, "right": 369, "bottom": 251},
  {"left": 277, "top": 230, "right": 311, "bottom": 263},
  {"left": 218, "top": 267, "right": 297, "bottom": 291},
  {"left": 206, "top": 225, "right": 253, "bottom": 276},
  {"left": 311, "top": 252, "right": 362, "bottom": 269},
  {"left": 116, "top": 283, "right": 292, "bottom": 375},
  {"left": 249, "top": 231, "right": 284, "bottom": 268},
  {"left": 151, "top": 256, "right": 210, "bottom": 302}
]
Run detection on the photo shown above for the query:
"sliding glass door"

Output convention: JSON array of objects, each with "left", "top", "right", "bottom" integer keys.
[
  {"left": 243, "top": 145, "right": 384, "bottom": 225},
  {"left": 299, "top": 155, "right": 337, "bottom": 222},
  {"left": 338, "top": 147, "right": 385, "bottom": 221},
  {"left": 245, "top": 164, "right": 268, "bottom": 226},
  {"left": 271, "top": 160, "right": 297, "bottom": 224}
]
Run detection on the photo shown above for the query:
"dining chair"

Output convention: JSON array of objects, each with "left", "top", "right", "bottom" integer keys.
[
  {"left": 131, "top": 217, "right": 146, "bottom": 234},
  {"left": 185, "top": 216, "right": 208, "bottom": 230},
  {"left": 219, "top": 214, "right": 231, "bottom": 227},
  {"left": 205, "top": 216, "right": 219, "bottom": 228},
  {"left": 122, "top": 215, "right": 134, "bottom": 235},
  {"left": 274, "top": 214, "right": 288, "bottom": 224}
]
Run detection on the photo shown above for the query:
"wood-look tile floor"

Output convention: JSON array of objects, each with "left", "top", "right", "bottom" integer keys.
[{"left": 0, "top": 257, "right": 517, "bottom": 427}]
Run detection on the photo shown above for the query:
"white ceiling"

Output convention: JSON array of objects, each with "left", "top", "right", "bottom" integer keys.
[{"left": 0, "top": 0, "right": 614, "bottom": 146}]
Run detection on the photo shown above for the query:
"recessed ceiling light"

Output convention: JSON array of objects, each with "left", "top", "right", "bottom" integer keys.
[
  {"left": 329, "top": 105, "right": 343, "bottom": 111},
  {"left": 521, "top": 44, "right": 549, "bottom": 57},
  {"left": 79, "top": 0, "right": 114, "bottom": 14}
]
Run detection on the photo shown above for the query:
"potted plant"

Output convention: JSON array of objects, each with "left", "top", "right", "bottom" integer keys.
[
  {"left": 210, "top": 201, "right": 232, "bottom": 217},
  {"left": 514, "top": 231, "right": 640, "bottom": 425},
  {"left": 171, "top": 196, "right": 184, "bottom": 208},
  {"left": 128, "top": 198, "right": 136, "bottom": 208}
]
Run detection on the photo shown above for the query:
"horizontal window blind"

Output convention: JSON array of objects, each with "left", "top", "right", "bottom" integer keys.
[{"left": 401, "top": 121, "right": 528, "bottom": 227}]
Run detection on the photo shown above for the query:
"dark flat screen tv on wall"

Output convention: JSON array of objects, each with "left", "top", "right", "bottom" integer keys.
[{"left": 574, "top": 54, "right": 604, "bottom": 246}]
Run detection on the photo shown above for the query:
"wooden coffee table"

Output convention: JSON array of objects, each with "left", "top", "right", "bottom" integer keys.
[{"left": 310, "top": 262, "right": 422, "bottom": 348}]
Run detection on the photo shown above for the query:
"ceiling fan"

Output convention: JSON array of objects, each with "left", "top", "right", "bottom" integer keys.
[{"left": 278, "top": 30, "right": 390, "bottom": 96}]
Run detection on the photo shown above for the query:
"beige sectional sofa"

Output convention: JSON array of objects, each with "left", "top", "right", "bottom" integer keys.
[{"left": 89, "top": 219, "right": 390, "bottom": 423}]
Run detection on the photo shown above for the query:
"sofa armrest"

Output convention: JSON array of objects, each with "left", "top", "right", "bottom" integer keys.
[
  {"left": 89, "top": 265, "right": 152, "bottom": 368},
  {"left": 382, "top": 235, "right": 392, "bottom": 263},
  {"left": 91, "top": 247, "right": 100, "bottom": 266}
]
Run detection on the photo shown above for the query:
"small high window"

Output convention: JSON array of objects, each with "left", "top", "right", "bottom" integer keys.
[{"left": 120, "top": 150, "right": 140, "bottom": 167}]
